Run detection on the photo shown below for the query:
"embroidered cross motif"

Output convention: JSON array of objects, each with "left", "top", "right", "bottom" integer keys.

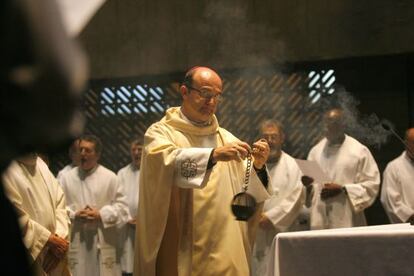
[
  {"left": 102, "top": 257, "right": 115, "bottom": 269},
  {"left": 181, "top": 159, "right": 197, "bottom": 179}
]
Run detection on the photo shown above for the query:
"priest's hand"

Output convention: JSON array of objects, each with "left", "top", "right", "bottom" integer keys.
[
  {"left": 75, "top": 208, "right": 89, "bottom": 220},
  {"left": 301, "top": 176, "right": 314, "bottom": 187},
  {"left": 259, "top": 213, "right": 274, "bottom": 230},
  {"left": 252, "top": 139, "right": 270, "bottom": 169},
  {"left": 46, "top": 234, "right": 69, "bottom": 260},
  {"left": 128, "top": 218, "right": 137, "bottom": 225},
  {"left": 212, "top": 141, "right": 251, "bottom": 162},
  {"left": 84, "top": 205, "right": 101, "bottom": 221},
  {"left": 321, "top": 183, "right": 343, "bottom": 200}
]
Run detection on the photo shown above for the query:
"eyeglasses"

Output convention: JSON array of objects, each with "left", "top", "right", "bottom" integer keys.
[{"left": 187, "top": 86, "right": 223, "bottom": 102}]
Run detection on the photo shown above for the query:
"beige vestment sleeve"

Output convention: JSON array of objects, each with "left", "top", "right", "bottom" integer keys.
[{"left": 2, "top": 175, "right": 51, "bottom": 262}]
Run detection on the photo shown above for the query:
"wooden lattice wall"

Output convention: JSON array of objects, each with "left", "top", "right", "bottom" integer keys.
[{"left": 50, "top": 68, "right": 336, "bottom": 174}]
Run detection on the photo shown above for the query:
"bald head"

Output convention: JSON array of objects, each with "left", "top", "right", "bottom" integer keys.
[
  {"left": 324, "top": 108, "right": 346, "bottom": 144},
  {"left": 184, "top": 67, "right": 222, "bottom": 89},
  {"left": 324, "top": 108, "right": 344, "bottom": 122},
  {"left": 180, "top": 66, "right": 223, "bottom": 123}
]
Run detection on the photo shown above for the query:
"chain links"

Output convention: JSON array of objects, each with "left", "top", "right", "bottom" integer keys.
[{"left": 243, "top": 153, "right": 252, "bottom": 191}]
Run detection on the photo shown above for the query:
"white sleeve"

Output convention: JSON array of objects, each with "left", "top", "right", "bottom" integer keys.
[
  {"left": 174, "top": 148, "right": 213, "bottom": 189},
  {"left": 343, "top": 148, "right": 380, "bottom": 213},
  {"left": 381, "top": 164, "right": 413, "bottom": 222},
  {"left": 99, "top": 176, "right": 130, "bottom": 228},
  {"left": 264, "top": 169, "right": 305, "bottom": 227},
  {"left": 58, "top": 175, "right": 77, "bottom": 220}
]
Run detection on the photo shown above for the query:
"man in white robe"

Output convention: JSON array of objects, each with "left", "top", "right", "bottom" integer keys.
[
  {"left": 57, "top": 139, "right": 80, "bottom": 182},
  {"left": 2, "top": 153, "right": 71, "bottom": 276},
  {"left": 117, "top": 139, "right": 142, "bottom": 275},
  {"left": 381, "top": 128, "right": 414, "bottom": 224},
  {"left": 59, "top": 135, "right": 129, "bottom": 276},
  {"left": 252, "top": 120, "right": 307, "bottom": 276},
  {"left": 134, "top": 66, "right": 271, "bottom": 276},
  {"left": 303, "top": 108, "right": 380, "bottom": 229}
]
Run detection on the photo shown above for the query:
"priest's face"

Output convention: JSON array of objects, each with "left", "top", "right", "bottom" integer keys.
[
  {"left": 261, "top": 125, "right": 284, "bottom": 163},
  {"left": 181, "top": 68, "right": 223, "bottom": 123},
  {"left": 79, "top": 140, "right": 99, "bottom": 171},
  {"left": 130, "top": 142, "right": 143, "bottom": 168}
]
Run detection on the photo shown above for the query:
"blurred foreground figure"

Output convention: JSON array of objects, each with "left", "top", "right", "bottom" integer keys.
[
  {"left": 3, "top": 154, "right": 70, "bottom": 275},
  {"left": 381, "top": 128, "right": 414, "bottom": 224},
  {"left": 252, "top": 120, "right": 307, "bottom": 276},
  {"left": 117, "top": 138, "right": 142, "bottom": 276},
  {"left": 60, "top": 135, "right": 129, "bottom": 276},
  {"left": 303, "top": 108, "right": 380, "bottom": 229},
  {"left": 1, "top": 0, "right": 87, "bottom": 274},
  {"left": 135, "top": 66, "right": 271, "bottom": 276}
]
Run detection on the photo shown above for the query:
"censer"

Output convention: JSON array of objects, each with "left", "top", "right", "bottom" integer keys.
[{"left": 231, "top": 153, "right": 257, "bottom": 221}]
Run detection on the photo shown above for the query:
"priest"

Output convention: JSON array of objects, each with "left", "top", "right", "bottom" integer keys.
[
  {"left": 381, "top": 128, "right": 414, "bottom": 224},
  {"left": 59, "top": 135, "right": 129, "bottom": 276},
  {"left": 117, "top": 138, "right": 142, "bottom": 276},
  {"left": 304, "top": 108, "right": 380, "bottom": 229},
  {"left": 134, "top": 66, "right": 271, "bottom": 276},
  {"left": 3, "top": 153, "right": 70, "bottom": 275},
  {"left": 252, "top": 120, "right": 307, "bottom": 276}
]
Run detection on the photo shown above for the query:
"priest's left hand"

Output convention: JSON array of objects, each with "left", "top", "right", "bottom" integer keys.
[
  {"left": 321, "top": 183, "right": 343, "bottom": 200},
  {"left": 252, "top": 139, "right": 270, "bottom": 169}
]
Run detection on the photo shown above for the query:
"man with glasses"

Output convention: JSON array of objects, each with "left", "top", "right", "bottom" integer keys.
[
  {"left": 135, "top": 66, "right": 271, "bottom": 276},
  {"left": 252, "top": 120, "right": 307, "bottom": 276}
]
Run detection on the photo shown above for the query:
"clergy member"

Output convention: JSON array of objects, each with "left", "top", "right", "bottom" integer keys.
[
  {"left": 2, "top": 153, "right": 71, "bottom": 275},
  {"left": 380, "top": 128, "right": 414, "bottom": 224},
  {"left": 252, "top": 120, "right": 307, "bottom": 276},
  {"left": 134, "top": 66, "right": 271, "bottom": 276},
  {"left": 303, "top": 108, "right": 380, "bottom": 229},
  {"left": 57, "top": 139, "right": 80, "bottom": 182},
  {"left": 117, "top": 138, "right": 142, "bottom": 276},
  {"left": 59, "top": 135, "right": 129, "bottom": 276}
]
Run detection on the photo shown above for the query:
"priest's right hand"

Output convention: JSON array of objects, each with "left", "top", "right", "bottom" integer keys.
[
  {"left": 301, "top": 175, "right": 314, "bottom": 187},
  {"left": 212, "top": 142, "right": 251, "bottom": 162},
  {"left": 46, "top": 234, "right": 69, "bottom": 260}
]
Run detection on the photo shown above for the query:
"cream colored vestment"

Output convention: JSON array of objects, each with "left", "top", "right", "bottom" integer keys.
[{"left": 134, "top": 107, "right": 270, "bottom": 276}]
